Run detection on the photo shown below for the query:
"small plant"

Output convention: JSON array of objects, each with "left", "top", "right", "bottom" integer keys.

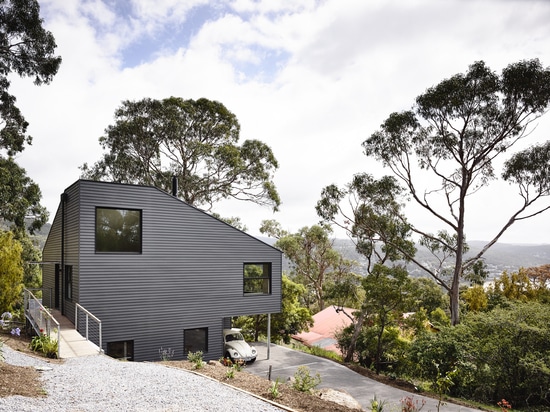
[
  {"left": 400, "top": 396, "right": 426, "bottom": 412},
  {"left": 292, "top": 365, "right": 321, "bottom": 393},
  {"left": 225, "top": 366, "right": 236, "bottom": 379},
  {"left": 431, "top": 363, "right": 456, "bottom": 412},
  {"left": 232, "top": 359, "right": 245, "bottom": 371},
  {"left": 498, "top": 399, "right": 512, "bottom": 411},
  {"left": 371, "top": 395, "right": 387, "bottom": 412},
  {"left": 158, "top": 347, "right": 175, "bottom": 361},
  {"left": 268, "top": 378, "right": 282, "bottom": 399},
  {"left": 30, "top": 333, "right": 58, "bottom": 358},
  {"left": 187, "top": 350, "right": 204, "bottom": 369},
  {"left": 219, "top": 357, "right": 233, "bottom": 367}
]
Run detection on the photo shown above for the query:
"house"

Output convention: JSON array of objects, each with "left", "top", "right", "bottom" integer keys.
[
  {"left": 292, "top": 306, "right": 355, "bottom": 355},
  {"left": 41, "top": 180, "right": 282, "bottom": 362}
]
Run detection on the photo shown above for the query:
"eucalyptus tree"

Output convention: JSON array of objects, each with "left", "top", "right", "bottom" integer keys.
[
  {"left": 317, "top": 173, "right": 415, "bottom": 361},
  {"left": 260, "top": 221, "right": 356, "bottom": 312},
  {"left": 327, "top": 59, "right": 550, "bottom": 325},
  {"left": 81, "top": 97, "right": 280, "bottom": 213},
  {"left": 0, "top": 0, "right": 61, "bottom": 232}
]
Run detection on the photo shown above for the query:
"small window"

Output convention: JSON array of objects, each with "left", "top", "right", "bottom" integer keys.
[
  {"left": 96, "top": 208, "right": 142, "bottom": 253},
  {"left": 107, "top": 340, "right": 134, "bottom": 361},
  {"left": 184, "top": 328, "right": 208, "bottom": 353},
  {"left": 64, "top": 265, "right": 73, "bottom": 300},
  {"left": 244, "top": 263, "right": 271, "bottom": 295}
]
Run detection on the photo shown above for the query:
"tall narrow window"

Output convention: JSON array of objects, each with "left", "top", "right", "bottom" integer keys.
[
  {"left": 243, "top": 263, "right": 271, "bottom": 295},
  {"left": 64, "top": 265, "right": 73, "bottom": 300},
  {"left": 96, "top": 208, "right": 142, "bottom": 253},
  {"left": 184, "top": 328, "right": 208, "bottom": 353}
]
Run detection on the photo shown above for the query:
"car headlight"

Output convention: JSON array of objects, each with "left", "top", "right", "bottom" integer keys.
[
  {"left": 231, "top": 350, "right": 240, "bottom": 358},
  {"left": 251, "top": 348, "right": 257, "bottom": 355}
]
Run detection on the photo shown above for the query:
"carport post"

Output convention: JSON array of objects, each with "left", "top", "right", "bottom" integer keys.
[{"left": 267, "top": 313, "right": 271, "bottom": 360}]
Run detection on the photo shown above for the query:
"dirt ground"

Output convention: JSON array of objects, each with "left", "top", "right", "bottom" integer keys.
[{"left": 0, "top": 332, "right": 424, "bottom": 411}]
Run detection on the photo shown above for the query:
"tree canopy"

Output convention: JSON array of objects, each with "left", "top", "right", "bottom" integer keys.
[
  {"left": 0, "top": 0, "right": 61, "bottom": 232},
  {"left": 326, "top": 59, "right": 550, "bottom": 325},
  {"left": 0, "top": 231, "right": 24, "bottom": 312},
  {"left": 81, "top": 97, "right": 281, "bottom": 212}
]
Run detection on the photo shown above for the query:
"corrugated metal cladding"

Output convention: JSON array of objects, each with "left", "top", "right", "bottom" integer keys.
[{"left": 42, "top": 180, "right": 282, "bottom": 361}]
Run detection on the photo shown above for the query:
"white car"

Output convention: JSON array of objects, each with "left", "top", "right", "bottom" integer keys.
[{"left": 223, "top": 328, "right": 257, "bottom": 363}]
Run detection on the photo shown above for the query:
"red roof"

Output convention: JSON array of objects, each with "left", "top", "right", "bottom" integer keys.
[{"left": 292, "top": 306, "right": 356, "bottom": 355}]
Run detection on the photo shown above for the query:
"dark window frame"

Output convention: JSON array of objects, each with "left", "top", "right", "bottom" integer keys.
[
  {"left": 64, "top": 265, "right": 73, "bottom": 301},
  {"left": 183, "top": 328, "right": 208, "bottom": 354},
  {"left": 95, "top": 207, "right": 142, "bottom": 254},
  {"left": 106, "top": 340, "right": 134, "bottom": 361},
  {"left": 243, "top": 262, "right": 272, "bottom": 295}
]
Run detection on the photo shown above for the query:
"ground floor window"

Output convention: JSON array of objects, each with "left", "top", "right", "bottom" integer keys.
[
  {"left": 107, "top": 340, "right": 134, "bottom": 361},
  {"left": 184, "top": 328, "right": 208, "bottom": 353}
]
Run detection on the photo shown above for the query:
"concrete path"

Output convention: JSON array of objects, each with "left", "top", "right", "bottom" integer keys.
[
  {"left": 246, "top": 342, "right": 480, "bottom": 412},
  {"left": 51, "top": 309, "right": 101, "bottom": 358}
]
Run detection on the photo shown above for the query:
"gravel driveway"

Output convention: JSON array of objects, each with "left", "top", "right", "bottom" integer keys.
[{"left": 0, "top": 346, "right": 284, "bottom": 412}]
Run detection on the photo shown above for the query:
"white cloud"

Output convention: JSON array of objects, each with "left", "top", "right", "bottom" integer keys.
[{"left": 10, "top": 0, "right": 550, "bottom": 244}]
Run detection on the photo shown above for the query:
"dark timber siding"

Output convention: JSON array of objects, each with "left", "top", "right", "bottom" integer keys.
[{"left": 45, "top": 180, "right": 282, "bottom": 361}]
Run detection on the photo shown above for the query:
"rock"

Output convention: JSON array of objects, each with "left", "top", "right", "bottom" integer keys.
[{"left": 318, "top": 388, "right": 363, "bottom": 410}]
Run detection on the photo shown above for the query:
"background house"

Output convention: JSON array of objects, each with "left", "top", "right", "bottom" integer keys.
[
  {"left": 292, "top": 306, "right": 355, "bottom": 355},
  {"left": 42, "top": 180, "right": 282, "bottom": 361}
]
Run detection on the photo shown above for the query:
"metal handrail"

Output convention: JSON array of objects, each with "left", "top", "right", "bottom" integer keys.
[
  {"left": 23, "top": 288, "right": 61, "bottom": 359},
  {"left": 75, "top": 303, "right": 102, "bottom": 352}
]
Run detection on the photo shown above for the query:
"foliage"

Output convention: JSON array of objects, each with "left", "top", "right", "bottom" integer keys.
[
  {"left": 267, "top": 378, "right": 282, "bottom": 399},
  {"left": 428, "top": 308, "right": 450, "bottom": 328},
  {"left": 487, "top": 269, "right": 539, "bottom": 304},
  {"left": 400, "top": 396, "right": 426, "bottom": 412},
  {"left": 29, "top": 332, "right": 58, "bottom": 358},
  {"left": 317, "top": 174, "right": 415, "bottom": 362},
  {"left": 0, "top": 231, "right": 24, "bottom": 313},
  {"left": 302, "top": 344, "right": 342, "bottom": 362},
  {"left": 370, "top": 396, "right": 387, "bottom": 412},
  {"left": 403, "top": 277, "right": 447, "bottom": 315},
  {"left": 358, "top": 59, "right": 550, "bottom": 325},
  {"left": 233, "top": 275, "right": 313, "bottom": 343},
  {"left": 0, "top": 0, "right": 60, "bottom": 232},
  {"left": 461, "top": 285, "right": 488, "bottom": 313},
  {"left": 292, "top": 365, "right": 321, "bottom": 393},
  {"left": 408, "top": 302, "right": 550, "bottom": 408},
  {"left": 80, "top": 97, "right": 280, "bottom": 213},
  {"left": 225, "top": 365, "right": 236, "bottom": 379},
  {"left": 262, "top": 222, "right": 356, "bottom": 312},
  {"left": 187, "top": 350, "right": 204, "bottom": 369}
]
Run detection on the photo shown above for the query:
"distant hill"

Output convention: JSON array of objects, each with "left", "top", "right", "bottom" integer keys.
[{"left": 259, "top": 236, "right": 550, "bottom": 280}]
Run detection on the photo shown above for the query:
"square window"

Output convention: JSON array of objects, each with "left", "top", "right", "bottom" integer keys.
[
  {"left": 96, "top": 208, "right": 142, "bottom": 253},
  {"left": 244, "top": 263, "right": 271, "bottom": 295},
  {"left": 184, "top": 328, "right": 208, "bottom": 353}
]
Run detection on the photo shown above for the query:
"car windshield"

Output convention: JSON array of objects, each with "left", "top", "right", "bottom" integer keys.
[{"left": 226, "top": 333, "right": 244, "bottom": 342}]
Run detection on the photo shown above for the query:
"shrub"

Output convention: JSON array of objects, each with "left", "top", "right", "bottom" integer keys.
[
  {"left": 268, "top": 378, "right": 281, "bottom": 399},
  {"left": 292, "top": 365, "right": 321, "bottom": 393},
  {"left": 187, "top": 351, "right": 204, "bottom": 369},
  {"left": 30, "top": 333, "right": 58, "bottom": 358}
]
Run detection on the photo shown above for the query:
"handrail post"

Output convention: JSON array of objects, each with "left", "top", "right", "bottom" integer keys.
[{"left": 74, "top": 303, "right": 102, "bottom": 354}]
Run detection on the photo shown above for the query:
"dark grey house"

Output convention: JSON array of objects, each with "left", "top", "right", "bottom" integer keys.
[{"left": 42, "top": 180, "right": 282, "bottom": 361}]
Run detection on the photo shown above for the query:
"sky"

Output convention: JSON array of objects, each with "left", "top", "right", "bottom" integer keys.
[{"left": 10, "top": 0, "right": 550, "bottom": 244}]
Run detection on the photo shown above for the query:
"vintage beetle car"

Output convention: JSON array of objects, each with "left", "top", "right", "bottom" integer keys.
[{"left": 223, "top": 328, "right": 257, "bottom": 363}]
